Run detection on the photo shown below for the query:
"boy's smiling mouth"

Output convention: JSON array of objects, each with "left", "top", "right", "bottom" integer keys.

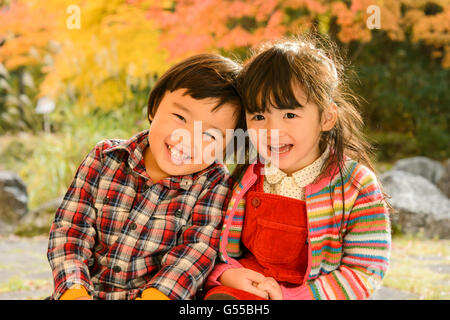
[{"left": 166, "top": 143, "right": 192, "bottom": 164}]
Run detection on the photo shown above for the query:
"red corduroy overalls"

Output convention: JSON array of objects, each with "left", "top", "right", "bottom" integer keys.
[
  {"left": 205, "top": 164, "right": 310, "bottom": 300},
  {"left": 239, "top": 164, "right": 310, "bottom": 286}
]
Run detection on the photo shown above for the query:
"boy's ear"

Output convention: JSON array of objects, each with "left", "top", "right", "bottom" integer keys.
[{"left": 321, "top": 103, "right": 338, "bottom": 131}]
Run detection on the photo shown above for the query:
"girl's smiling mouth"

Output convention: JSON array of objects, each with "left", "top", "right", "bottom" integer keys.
[{"left": 269, "top": 143, "right": 293, "bottom": 155}]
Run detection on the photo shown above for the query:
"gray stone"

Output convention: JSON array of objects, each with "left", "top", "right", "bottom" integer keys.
[
  {"left": 392, "top": 156, "right": 445, "bottom": 185},
  {"left": 14, "top": 197, "right": 62, "bottom": 236},
  {"left": 380, "top": 170, "right": 450, "bottom": 239},
  {"left": 0, "top": 171, "right": 28, "bottom": 234},
  {"left": 438, "top": 159, "right": 450, "bottom": 198}
]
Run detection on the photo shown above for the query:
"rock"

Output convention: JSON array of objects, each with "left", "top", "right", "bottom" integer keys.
[
  {"left": 15, "top": 197, "right": 62, "bottom": 237},
  {"left": 438, "top": 159, "right": 450, "bottom": 198},
  {"left": 0, "top": 171, "right": 28, "bottom": 234},
  {"left": 392, "top": 156, "right": 445, "bottom": 185},
  {"left": 380, "top": 170, "right": 450, "bottom": 239}
]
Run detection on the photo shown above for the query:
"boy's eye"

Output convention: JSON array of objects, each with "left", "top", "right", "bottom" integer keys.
[
  {"left": 203, "top": 132, "right": 216, "bottom": 141},
  {"left": 251, "top": 114, "right": 265, "bottom": 121},
  {"left": 284, "top": 112, "right": 297, "bottom": 119},
  {"left": 173, "top": 113, "right": 186, "bottom": 122}
]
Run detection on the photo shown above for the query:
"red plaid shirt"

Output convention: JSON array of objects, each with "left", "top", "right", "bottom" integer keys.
[{"left": 47, "top": 130, "right": 232, "bottom": 300}]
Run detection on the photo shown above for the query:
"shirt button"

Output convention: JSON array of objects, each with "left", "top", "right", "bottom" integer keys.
[
  {"left": 103, "top": 196, "right": 110, "bottom": 205},
  {"left": 113, "top": 265, "right": 121, "bottom": 273},
  {"left": 251, "top": 197, "right": 261, "bottom": 208},
  {"left": 175, "top": 209, "right": 183, "bottom": 218},
  {"left": 130, "top": 222, "right": 137, "bottom": 230},
  {"left": 180, "top": 179, "right": 192, "bottom": 190}
]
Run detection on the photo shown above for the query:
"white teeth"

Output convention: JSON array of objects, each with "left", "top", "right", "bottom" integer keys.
[
  {"left": 167, "top": 145, "right": 191, "bottom": 161},
  {"left": 270, "top": 144, "right": 292, "bottom": 154}
]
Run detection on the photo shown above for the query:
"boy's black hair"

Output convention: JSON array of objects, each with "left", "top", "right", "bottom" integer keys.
[{"left": 147, "top": 54, "right": 243, "bottom": 120}]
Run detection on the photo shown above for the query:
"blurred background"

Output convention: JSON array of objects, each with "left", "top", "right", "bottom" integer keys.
[{"left": 0, "top": 0, "right": 448, "bottom": 300}]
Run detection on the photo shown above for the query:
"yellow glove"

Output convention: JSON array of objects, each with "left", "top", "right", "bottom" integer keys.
[
  {"left": 59, "top": 285, "right": 91, "bottom": 300},
  {"left": 136, "top": 288, "right": 170, "bottom": 300}
]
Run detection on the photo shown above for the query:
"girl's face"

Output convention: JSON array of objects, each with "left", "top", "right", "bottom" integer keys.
[{"left": 246, "top": 85, "right": 337, "bottom": 175}]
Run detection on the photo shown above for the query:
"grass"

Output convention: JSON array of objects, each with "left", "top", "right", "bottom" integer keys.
[
  {"left": 0, "top": 234, "right": 447, "bottom": 299},
  {"left": 383, "top": 234, "right": 450, "bottom": 300},
  {"left": 0, "top": 276, "right": 29, "bottom": 293},
  {"left": 0, "top": 276, "right": 52, "bottom": 300},
  {"left": 0, "top": 107, "right": 148, "bottom": 210}
]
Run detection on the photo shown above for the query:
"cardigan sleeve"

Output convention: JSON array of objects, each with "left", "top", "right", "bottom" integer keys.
[
  {"left": 281, "top": 166, "right": 391, "bottom": 300},
  {"left": 204, "top": 188, "right": 247, "bottom": 291},
  {"left": 204, "top": 258, "right": 244, "bottom": 290}
]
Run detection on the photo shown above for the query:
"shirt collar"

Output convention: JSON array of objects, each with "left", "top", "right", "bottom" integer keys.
[
  {"left": 102, "top": 129, "right": 149, "bottom": 170},
  {"left": 264, "top": 146, "right": 329, "bottom": 188}
]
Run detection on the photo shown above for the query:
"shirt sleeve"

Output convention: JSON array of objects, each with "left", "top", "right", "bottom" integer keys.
[
  {"left": 47, "top": 142, "right": 104, "bottom": 300},
  {"left": 281, "top": 168, "right": 392, "bottom": 300},
  {"left": 142, "top": 168, "right": 232, "bottom": 300}
]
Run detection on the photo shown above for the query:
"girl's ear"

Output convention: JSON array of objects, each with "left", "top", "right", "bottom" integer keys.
[{"left": 321, "top": 103, "right": 338, "bottom": 132}]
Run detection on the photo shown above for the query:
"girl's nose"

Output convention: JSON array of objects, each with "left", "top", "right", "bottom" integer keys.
[{"left": 264, "top": 118, "right": 286, "bottom": 138}]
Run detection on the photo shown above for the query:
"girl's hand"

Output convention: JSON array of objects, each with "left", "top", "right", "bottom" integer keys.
[
  {"left": 255, "top": 277, "right": 283, "bottom": 300},
  {"left": 219, "top": 268, "right": 269, "bottom": 299}
]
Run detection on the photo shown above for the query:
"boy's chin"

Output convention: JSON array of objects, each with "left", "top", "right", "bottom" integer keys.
[{"left": 160, "top": 162, "right": 213, "bottom": 177}]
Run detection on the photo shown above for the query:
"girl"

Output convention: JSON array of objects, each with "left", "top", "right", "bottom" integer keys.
[{"left": 203, "top": 35, "right": 391, "bottom": 300}]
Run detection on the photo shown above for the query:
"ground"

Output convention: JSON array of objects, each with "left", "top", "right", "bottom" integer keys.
[{"left": 0, "top": 234, "right": 448, "bottom": 300}]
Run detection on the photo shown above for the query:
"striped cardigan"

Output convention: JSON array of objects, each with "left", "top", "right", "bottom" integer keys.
[{"left": 206, "top": 158, "right": 391, "bottom": 300}]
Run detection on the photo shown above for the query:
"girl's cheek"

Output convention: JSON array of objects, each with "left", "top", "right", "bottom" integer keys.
[
  {"left": 250, "top": 131, "right": 270, "bottom": 159},
  {"left": 247, "top": 128, "right": 259, "bottom": 146}
]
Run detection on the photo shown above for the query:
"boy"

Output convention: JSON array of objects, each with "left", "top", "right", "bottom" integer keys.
[{"left": 47, "top": 54, "right": 243, "bottom": 300}]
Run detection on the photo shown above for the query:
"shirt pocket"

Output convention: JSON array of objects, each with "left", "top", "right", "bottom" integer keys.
[
  {"left": 134, "top": 205, "right": 182, "bottom": 256},
  {"left": 253, "top": 217, "right": 307, "bottom": 265},
  {"left": 95, "top": 203, "right": 131, "bottom": 245}
]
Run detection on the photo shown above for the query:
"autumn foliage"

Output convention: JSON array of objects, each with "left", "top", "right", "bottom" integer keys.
[
  {"left": 0, "top": 0, "right": 448, "bottom": 160},
  {"left": 144, "top": 0, "right": 450, "bottom": 67},
  {"left": 1, "top": 0, "right": 449, "bottom": 112},
  {"left": 0, "top": 0, "right": 169, "bottom": 113}
]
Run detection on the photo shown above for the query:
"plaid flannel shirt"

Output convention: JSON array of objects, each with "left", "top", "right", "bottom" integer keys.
[{"left": 47, "top": 130, "right": 232, "bottom": 300}]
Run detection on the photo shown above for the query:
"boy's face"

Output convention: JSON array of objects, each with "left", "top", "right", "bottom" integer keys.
[{"left": 146, "top": 88, "right": 239, "bottom": 181}]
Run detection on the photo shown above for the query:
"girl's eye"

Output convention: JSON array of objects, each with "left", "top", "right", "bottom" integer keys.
[
  {"left": 284, "top": 112, "right": 297, "bottom": 119},
  {"left": 173, "top": 113, "right": 186, "bottom": 122},
  {"left": 251, "top": 114, "right": 265, "bottom": 121}
]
